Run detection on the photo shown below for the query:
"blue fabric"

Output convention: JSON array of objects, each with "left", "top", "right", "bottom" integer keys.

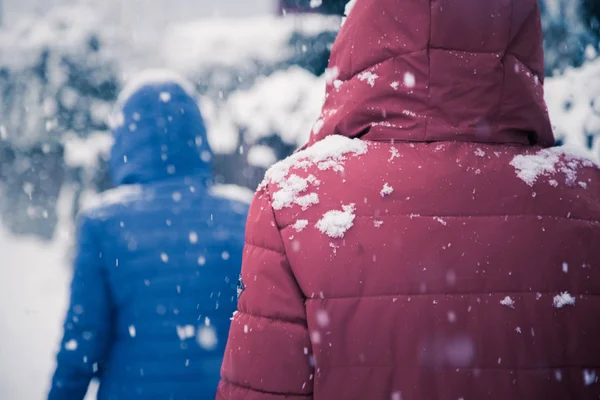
[{"left": 49, "top": 82, "right": 248, "bottom": 400}]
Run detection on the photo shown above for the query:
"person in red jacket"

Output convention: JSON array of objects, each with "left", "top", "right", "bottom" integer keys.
[{"left": 219, "top": 0, "right": 600, "bottom": 399}]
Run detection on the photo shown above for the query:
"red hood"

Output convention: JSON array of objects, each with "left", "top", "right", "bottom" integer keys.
[{"left": 308, "top": 0, "right": 554, "bottom": 147}]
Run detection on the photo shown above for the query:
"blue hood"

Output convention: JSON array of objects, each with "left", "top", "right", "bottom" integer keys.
[{"left": 110, "top": 80, "right": 212, "bottom": 185}]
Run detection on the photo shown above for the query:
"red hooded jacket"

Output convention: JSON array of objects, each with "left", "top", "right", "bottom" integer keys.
[{"left": 219, "top": 0, "right": 600, "bottom": 399}]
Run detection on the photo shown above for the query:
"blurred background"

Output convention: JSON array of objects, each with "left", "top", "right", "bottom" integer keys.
[{"left": 0, "top": 0, "right": 598, "bottom": 398}]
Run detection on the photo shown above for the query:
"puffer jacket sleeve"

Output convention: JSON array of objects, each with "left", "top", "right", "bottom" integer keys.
[
  {"left": 218, "top": 185, "right": 314, "bottom": 399},
  {"left": 48, "top": 215, "right": 113, "bottom": 400}
]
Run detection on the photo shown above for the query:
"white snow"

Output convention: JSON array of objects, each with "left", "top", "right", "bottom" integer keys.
[
  {"left": 64, "top": 339, "right": 78, "bottom": 351},
  {"left": 390, "top": 81, "right": 400, "bottom": 90},
  {"left": 176, "top": 325, "right": 196, "bottom": 340},
  {"left": 247, "top": 145, "right": 278, "bottom": 168},
  {"left": 583, "top": 370, "right": 598, "bottom": 386},
  {"left": 510, "top": 147, "right": 597, "bottom": 187},
  {"left": 562, "top": 262, "right": 569, "bottom": 273},
  {"left": 358, "top": 71, "right": 379, "bottom": 88},
  {"left": 316, "top": 310, "right": 330, "bottom": 327},
  {"left": 263, "top": 135, "right": 368, "bottom": 188},
  {"left": 128, "top": 325, "right": 136, "bottom": 338},
  {"left": 344, "top": 0, "right": 358, "bottom": 20},
  {"left": 189, "top": 232, "right": 199, "bottom": 244},
  {"left": 172, "top": 191, "right": 182, "bottom": 202},
  {"left": 310, "top": 0, "right": 323, "bottom": 8},
  {"left": 292, "top": 220, "right": 309, "bottom": 232},
  {"left": 262, "top": 135, "right": 367, "bottom": 211},
  {"left": 210, "top": 184, "right": 254, "bottom": 204},
  {"left": 388, "top": 147, "right": 401, "bottom": 161},
  {"left": 159, "top": 92, "right": 172, "bottom": 103},
  {"left": 196, "top": 326, "right": 218, "bottom": 350},
  {"left": 161, "top": 253, "right": 169, "bottom": 263},
  {"left": 272, "top": 174, "right": 320, "bottom": 211},
  {"left": 373, "top": 220, "right": 384, "bottom": 228},
  {"left": 553, "top": 292, "right": 576, "bottom": 308},
  {"left": 80, "top": 185, "right": 144, "bottom": 213},
  {"left": 500, "top": 296, "right": 515, "bottom": 308},
  {"left": 474, "top": 148, "right": 486, "bottom": 158},
  {"left": 312, "top": 119, "right": 325, "bottom": 135},
  {"left": 380, "top": 183, "right": 394, "bottom": 197},
  {"left": 316, "top": 204, "right": 356, "bottom": 239},
  {"left": 434, "top": 217, "right": 448, "bottom": 226},
  {"left": 404, "top": 72, "right": 416, "bottom": 88},
  {"left": 63, "top": 133, "right": 114, "bottom": 169}
]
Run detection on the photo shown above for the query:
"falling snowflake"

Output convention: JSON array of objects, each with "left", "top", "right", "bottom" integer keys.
[
  {"left": 555, "top": 370, "right": 563, "bottom": 381},
  {"left": 404, "top": 72, "right": 416, "bottom": 88},
  {"left": 553, "top": 292, "right": 576, "bottom": 308},
  {"left": 176, "top": 325, "right": 195, "bottom": 340},
  {"left": 562, "top": 262, "right": 569, "bottom": 273},
  {"left": 310, "top": 0, "right": 323, "bottom": 8},
  {"left": 390, "top": 81, "right": 400, "bottom": 90},
  {"left": 583, "top": 370, "right": 597, "bottom": 386},
  {"left": 447, "top": 311, "right": 457, "bottom": 323},
  {"left": 373, "top": 220, "right": 384, "bottom": 228},
  {"left": 160, "top": 253, "right": 169, "bottom": 263},
  {"left": 316, "top": 309, "right": 330, "bottom": 327},
  {"left": 160, "top": 92, "right": 172, "bottom": 103},
  {"left": 197, "top": 326, "right": 218, "bottom": 350},
  {"left": 129, "top": 325, "right": 136, "bottom": 338},
  {"left": 64, "top": 339, "right": 78, "bottom": 351},
  {"left": 391, "top": 392, "right": 403, "bottom": 400}
]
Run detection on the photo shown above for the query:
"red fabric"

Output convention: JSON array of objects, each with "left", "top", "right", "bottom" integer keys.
[{"left": 219, "top": 1, "right": 600, "bottom": 399}]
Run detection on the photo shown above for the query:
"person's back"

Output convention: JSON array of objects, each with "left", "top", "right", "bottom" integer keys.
[
  {"left": 49, "top": 71, "right": 248, "bottom": 400},
  {"left": 218, "top": 1, "right": 600, "bottom": 399}
]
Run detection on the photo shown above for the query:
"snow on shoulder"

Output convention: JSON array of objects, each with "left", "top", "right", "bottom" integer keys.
[
  {"left": 510, "top": 146, "right": 597, "bottom": 187},
  {"left": 261, "top": 135, "right": 368, "bottom": 211},
  {"left": 210, "top": 184, "right": 254, "bottom": 204}
]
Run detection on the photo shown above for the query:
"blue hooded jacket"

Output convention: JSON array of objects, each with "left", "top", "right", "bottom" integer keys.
[{"left": 49, "top": 76, "right": 248, "bottom": 400}]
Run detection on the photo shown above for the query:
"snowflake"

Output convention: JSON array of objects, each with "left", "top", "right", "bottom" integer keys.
[
  {"left": 381, "top": 183, "right": 394, "bottom": 197},
  {"left": 358, "top": 71, "right": 379, "bottom": 87},
  {"left": 500, "top": 296, "right": 515, "bottom": 308},
  {"left": 553, "top": 292, "right": 576, "bottom": 308}
]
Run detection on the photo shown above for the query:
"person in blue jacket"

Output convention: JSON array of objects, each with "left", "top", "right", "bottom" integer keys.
[{"left": 48, "top": 70, "right": 249, "bottom": 400}]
